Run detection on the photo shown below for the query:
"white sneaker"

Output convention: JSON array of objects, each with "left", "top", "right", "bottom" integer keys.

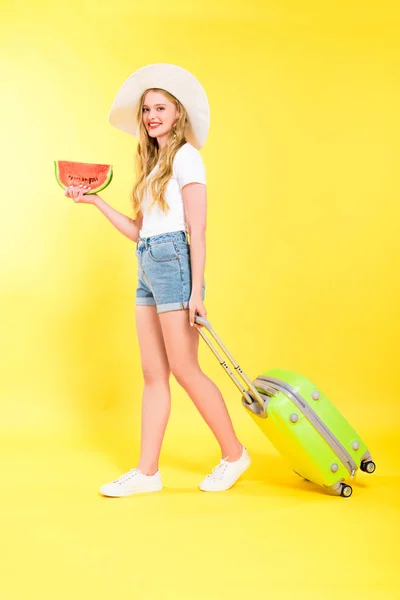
[
  {"left": 199, "top": 446, "right": 251, "bottom": 492},
  {"left": 99, "top": 468, "right": 162, "bottom": 497}
]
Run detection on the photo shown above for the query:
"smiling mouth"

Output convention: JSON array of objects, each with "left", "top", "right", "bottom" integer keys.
[{"left": 149, "top": 124, "right": 161, "bottom": 129}]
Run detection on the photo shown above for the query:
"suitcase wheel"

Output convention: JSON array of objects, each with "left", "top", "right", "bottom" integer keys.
[
  {"left": 360, "top": 460, "right": 376, "bottom": 474},
  {"left": 340, "top": 483, "right": 353, "bottom": 498}
]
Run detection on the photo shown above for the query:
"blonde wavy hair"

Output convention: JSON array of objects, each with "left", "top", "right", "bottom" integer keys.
[{"left": 130, "top": 88, "right": 190, "bottom": 218}]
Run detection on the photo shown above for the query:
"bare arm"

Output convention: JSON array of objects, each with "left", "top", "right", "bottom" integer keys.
[
  {"left": 182, "top": 182, "right": 207, "bottom": 296},
  {"left": 93, "top": 196, "right": 143, "bottom": 242},
  {"left": 65, "top": 185, "right": 142, "bottom": 242}
]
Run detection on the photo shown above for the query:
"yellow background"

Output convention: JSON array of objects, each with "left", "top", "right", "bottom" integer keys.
[{"left": 1, "top": 1, "right": 399, "bottom": 598}]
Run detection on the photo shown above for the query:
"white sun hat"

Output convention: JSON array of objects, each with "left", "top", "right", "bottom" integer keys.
[{"left": 108, "top": 62, "right": 210, "bottom": 149}]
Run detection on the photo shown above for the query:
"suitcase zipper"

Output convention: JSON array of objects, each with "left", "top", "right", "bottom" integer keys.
[{"left": 258, "top": 376, "right": 357, "bottom": 477}]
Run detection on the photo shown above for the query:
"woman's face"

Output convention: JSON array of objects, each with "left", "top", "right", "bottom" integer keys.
[{"left": 142, "top": 90, "right": 179, "bottom": 146}]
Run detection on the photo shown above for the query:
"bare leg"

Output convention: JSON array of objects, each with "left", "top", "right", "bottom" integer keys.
[
  {"left": 158, "top": 309, "right": 243, "bottom": 461},
  {"left": 135, "top": 305, "right": 171, "bottom": 475}
]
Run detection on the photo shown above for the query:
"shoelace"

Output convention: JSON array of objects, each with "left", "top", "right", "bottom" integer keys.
[
  {"left": 205, "top": 458, "right": 229, "bottom": 481},
  {"left": 113, "top": 469, "right": 140, "bottom": 484}
]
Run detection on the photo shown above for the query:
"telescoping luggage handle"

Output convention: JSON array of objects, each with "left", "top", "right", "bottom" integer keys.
[{"left": 194, "top": 316, "right": 275, "bottom": 417}]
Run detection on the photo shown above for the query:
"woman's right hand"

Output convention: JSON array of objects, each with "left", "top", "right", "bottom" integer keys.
[{"left": 64, "top": 185, "right": 99, "bottom": 204}]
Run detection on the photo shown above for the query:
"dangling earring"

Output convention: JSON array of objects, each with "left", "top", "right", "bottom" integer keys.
[{"left": 172, "top": 123, "right": 177, "bottom": 140}]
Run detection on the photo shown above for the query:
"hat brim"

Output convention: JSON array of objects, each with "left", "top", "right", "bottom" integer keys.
[{"left": 108, "top": 63, "right": 210, "bottom": 149}]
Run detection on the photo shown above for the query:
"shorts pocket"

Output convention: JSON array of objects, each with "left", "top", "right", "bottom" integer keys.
[
  {"left": 175, "top": 241, "right": 190, "bottom": 257},
  {"left": 148, "top": 241, "right": 179, "bottom": 263}
]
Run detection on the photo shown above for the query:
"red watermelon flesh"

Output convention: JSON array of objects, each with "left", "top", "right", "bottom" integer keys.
[{"left": 54, "top": 160, "right": 113, "bottom": 194}]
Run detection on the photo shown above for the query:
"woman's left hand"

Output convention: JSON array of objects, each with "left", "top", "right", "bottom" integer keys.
[{"left": 189, "top": 294, "right": 207, "bottom": 329}]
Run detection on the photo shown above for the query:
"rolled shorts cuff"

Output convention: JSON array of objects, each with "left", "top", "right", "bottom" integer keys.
[
  {"left": 135, "top": 298, "right": 189, "bottom": 313},
  {"left": 136, "top": 297, "right": 156, "bottom": 307},
  {"left": 157, "top": 301, "right": 189, "bottom": 314}
]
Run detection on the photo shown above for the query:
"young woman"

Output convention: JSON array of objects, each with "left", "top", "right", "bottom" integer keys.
[{"left": 65, "top": 63, "right": 251, "bottom": 497}]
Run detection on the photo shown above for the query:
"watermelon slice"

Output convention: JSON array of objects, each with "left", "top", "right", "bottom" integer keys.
[{"left": 54, "top": 160, "right": 113, "bottom": 195}]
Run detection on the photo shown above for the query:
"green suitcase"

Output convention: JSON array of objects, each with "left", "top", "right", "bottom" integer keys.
[{"left": 195, "top": 316, "right": 376, "bottom": 497}]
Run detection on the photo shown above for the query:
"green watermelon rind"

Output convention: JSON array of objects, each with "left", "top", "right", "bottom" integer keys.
[{"left": 54, "top": 161, "right": 113, "bottom": 195}]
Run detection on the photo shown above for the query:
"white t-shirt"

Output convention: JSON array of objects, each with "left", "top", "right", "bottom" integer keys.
[{"left": 139, "top": 142, "right": 206, "bottom": 238}]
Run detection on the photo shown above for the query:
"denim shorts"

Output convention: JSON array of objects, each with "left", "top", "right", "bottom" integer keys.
[{"left": 135, "top": 230, "right": 206, "bottom": 313}]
